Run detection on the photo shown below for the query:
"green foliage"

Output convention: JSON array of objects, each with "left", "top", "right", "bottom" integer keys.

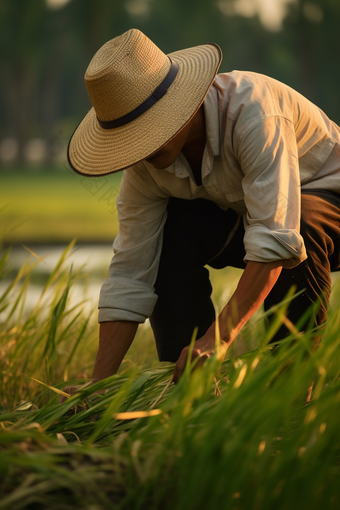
[
  {"left": 2, "top": 0, "right": 340, "bottom": 149},
  {"left": 1, "top": 243, "right": 340, "bottom": 509},
  {"left": 0, "top": 240, "right": 95, "bottom": 408}
]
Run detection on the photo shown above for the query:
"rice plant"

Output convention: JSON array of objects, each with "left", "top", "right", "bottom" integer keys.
[
  {"left": 1, "top": 244, "right": 340, "bottom": 509},
  {"left": 0, "top": 240, "right": 98, "bottom": 410}
]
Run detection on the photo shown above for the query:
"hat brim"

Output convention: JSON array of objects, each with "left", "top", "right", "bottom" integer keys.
[{"left": 67, "top": 43, "right": 222, "bottom": 177}]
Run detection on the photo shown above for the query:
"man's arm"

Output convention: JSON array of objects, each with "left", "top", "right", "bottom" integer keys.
[
  {"left": 173, "top": 260, "right": 283, "bottom": 382},
  {"left": 59, "top": 321, "right": 139, "bottom": 401},
  {"left": 92, "top": 321, "right": 139, "bottom": 380}
]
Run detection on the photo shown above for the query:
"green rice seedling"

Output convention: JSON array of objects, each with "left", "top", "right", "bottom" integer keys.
[
  {"left": 1, "top": 244, "right": 340, "bottom": 509},
  {"left": 1, "top": 325, "right": 340, "bottom": 510},
  {"left": 0, "top": 241, "right": 98, "bottom": 409},
  {"left": 106, "top": 324, "right": 340, "bottom": 510}
]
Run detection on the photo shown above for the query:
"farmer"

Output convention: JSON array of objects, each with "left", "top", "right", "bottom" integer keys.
[{"left": 67, "top": 28, "right": 340, "bottom": 385}]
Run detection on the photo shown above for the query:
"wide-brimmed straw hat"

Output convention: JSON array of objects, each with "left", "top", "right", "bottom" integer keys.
[{"left": 67, "top": 28, "right": 222, "bottom": 177}]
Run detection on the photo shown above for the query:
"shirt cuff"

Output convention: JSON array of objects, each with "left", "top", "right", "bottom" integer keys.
[
  {"left": 243, "top": 226, "right": 307, "bottom": 268},
  {"left": 98, "top": 277, "right": 158, "bottom": 323}
]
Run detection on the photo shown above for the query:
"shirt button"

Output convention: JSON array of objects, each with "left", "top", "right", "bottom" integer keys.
[{"left": 210, "top": 186, "right": 217, "bottom": 193}]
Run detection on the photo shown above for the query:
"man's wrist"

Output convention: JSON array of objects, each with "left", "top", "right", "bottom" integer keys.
[{"left": 205, "top": 322, "right": 230, "bottom": 348}]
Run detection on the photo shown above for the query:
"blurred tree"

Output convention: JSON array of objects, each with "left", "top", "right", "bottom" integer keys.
[
  {"left": 0, "top": 0, "right": 47, "bottom": 158},
  {"left": 283, "top": 0, "right": 340, "bottom": 120},
  {"left": 2, "top": 0, "right": 340, "bottom": 164}
]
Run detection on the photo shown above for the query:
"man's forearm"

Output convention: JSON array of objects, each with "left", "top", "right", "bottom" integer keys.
[
  {"left": 207, "top": 260, "right": 284, "bottom": 347},
  {"left": 91, "top": 321, "right": 139, "bottom": 380}
]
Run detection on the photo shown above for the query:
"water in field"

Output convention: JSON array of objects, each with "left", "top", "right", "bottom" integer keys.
[
  {"left": 0, "top": 243, "right": 245, "bottom": 328},
  {"left": 0, "top": 244, "right": 115, "bottom": 320},
  {"left": 1, "top": 243, "right": 340, "bottom": 354}
]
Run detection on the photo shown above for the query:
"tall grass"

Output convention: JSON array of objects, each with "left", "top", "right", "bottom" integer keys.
[
  {"left": 1, "top": 244, "right": 340, "bottom": 509},
  {"left": 0, "top": 240, "right": 98, "bottom": 409}
]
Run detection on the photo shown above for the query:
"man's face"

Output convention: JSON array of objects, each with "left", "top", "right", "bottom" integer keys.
[{"left": 144, "top": 121, "right": 192, "bottom": 169}]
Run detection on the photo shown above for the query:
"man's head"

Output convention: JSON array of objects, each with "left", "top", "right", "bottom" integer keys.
[
  {"left": 67, "top": 28, "right": 222, "bottom": 177},
  {"left": 145, "top": 105, "right": 206, "bottom": 170}
]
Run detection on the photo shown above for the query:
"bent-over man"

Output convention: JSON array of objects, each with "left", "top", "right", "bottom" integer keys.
[{"left": 67, "top": 28, "right": 340, "bottom": 385}]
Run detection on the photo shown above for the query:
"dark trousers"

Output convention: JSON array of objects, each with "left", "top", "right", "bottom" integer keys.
[{"left": 150, "top": 191, "right": 340, "bottom": 362}]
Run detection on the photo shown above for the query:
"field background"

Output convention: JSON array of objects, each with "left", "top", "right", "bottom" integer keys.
[{"left": 1, "top": 167, "right": 121, "bottom": 243}]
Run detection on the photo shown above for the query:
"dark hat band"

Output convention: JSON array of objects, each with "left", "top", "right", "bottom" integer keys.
[{"left": 97, "top": 58, "right": 179, "bottom": 129}]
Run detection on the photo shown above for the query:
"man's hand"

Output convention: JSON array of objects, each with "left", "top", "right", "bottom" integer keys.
[
  {"left": 59, "top": 385, "right": 83, "bottom": 404},
  {"left": 58, "top": 382, "right": 105, "bottom": 404},
  {"left": 172, "top": 260, "right": 284, "bottom": 384},
  {"left": 58, "top": 321, "right": 138, "bottom": 404},
  {"left": 173, "top": 332, "right": 228, "bottom": 384}
]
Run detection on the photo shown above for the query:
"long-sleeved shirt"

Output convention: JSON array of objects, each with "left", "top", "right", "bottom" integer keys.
[{"left": 98, "top": 70, "right": 340, "bottom": 323}]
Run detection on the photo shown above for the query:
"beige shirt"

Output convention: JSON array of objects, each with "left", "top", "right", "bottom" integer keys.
[{"left": 98, "top": 71, "right": 340, "bottom": 323}]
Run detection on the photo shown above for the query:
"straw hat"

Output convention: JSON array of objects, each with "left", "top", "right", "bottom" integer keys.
[{"left": 67, "top": 28, "right": 222, "bottom": 176}]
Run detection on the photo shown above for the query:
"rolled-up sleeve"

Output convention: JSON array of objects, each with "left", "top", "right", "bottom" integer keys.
[
  {"left": 236, "top": 116, "right": 307, "bottom": 268},
  {"left": 98, "top": 164, "right": 169, "bottom": 322}
]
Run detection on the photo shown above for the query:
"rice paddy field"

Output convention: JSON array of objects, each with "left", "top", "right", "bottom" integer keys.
[
  {"left": 1, "top": 241, "right": 340, "bottom": 510},
  {"left": 0, "top": 167, "right": 121, "bottom": 243}
]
